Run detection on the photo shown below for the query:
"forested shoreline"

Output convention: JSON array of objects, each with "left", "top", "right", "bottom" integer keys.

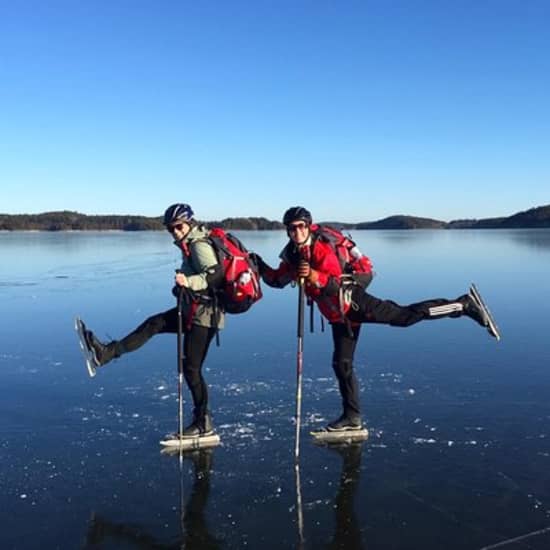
[
  {"left": 1, "top": 205, "right": 549, "bottom": 231},
  {"left": 0, "top": 211, "right": 284, "bottom": 231}
]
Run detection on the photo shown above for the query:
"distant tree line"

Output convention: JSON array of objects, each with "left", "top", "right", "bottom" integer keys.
[
  {"left": 354, "top": 205, "right": 550, "bottom": 229},
  {"left": 206, "top": 217, "right": 284, "bottom": 230},
  {"left": 0, "top": 211, "right": 162, "bottom": 231},
  {"left": 1, "top": 205, "right": 548, "bottom": 231},
  {"left": 0, "top": 211, "right": 285, "bottom": 231}
]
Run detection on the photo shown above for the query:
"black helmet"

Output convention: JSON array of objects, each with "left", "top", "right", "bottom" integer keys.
[
  {"left": 282, "top": 206, "right": 312, "bottom": 226},
  {"left": 163, "top": 203, "right": 194, "bottom": 226}
]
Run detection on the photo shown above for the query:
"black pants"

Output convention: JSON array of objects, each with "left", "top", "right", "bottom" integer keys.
[
  {"left": 115, "top": 307, "right": 217, "bottom": 417},
  {"left": 348, "top": 291, "right": 466, "bottom": 326},
  {"left": 331, "top": 323, "right": 362, "bottom": 419},
  {"left": 332, "top": 291, "right": 467, "bottom": 418}
]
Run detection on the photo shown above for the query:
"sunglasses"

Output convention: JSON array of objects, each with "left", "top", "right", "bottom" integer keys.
[
  {"left": 167, "top": 223, "right": 185, "bottom": 234},
  {"left": 287, "top": 222, "right": 308, "bottom": 233}
]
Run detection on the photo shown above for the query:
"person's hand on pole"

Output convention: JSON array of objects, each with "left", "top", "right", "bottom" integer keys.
[
  {"left": 175, "top": 270, "right": 188, "bottom": 288},
  {"left": 297, "top": 260, "right": 319, "bottom": 285},
  {"left": 297, "top": 260, "right": 310, "bottom": 281}
]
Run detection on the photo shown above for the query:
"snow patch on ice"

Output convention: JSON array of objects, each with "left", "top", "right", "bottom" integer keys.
[
  {"left": 303, "top": 412, "right": 326, "bottom": 426},
  {"left": 305, "top": 499, "right": 331, "bottom": 510},
  {"left": 380, "top": 372, "right": 403, "bottom": 383},
  {"left": 236, "top": 426, "right": 254, "bottom": 435},
  {"left": 413, "top": 437, "right": 437, "bottom": 444}
]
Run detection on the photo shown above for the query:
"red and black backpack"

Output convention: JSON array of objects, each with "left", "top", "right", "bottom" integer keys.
[
  {"left": 207, "top": 228, "right": 263, "bottom": 314},
  {"left": 313, "top": 225, "right": 374, "bottom": 288}
]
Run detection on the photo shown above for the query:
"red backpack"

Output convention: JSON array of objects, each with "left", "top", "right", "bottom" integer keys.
[
  {"left": 208, "top": 228, "right": 263, "bottom": 314},
  {"left": 314, "top": 225, "right": 374, "bottom": 288}
]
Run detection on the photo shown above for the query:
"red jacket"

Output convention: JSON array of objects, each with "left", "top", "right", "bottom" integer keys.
[{"left": 262, "top": 225, "right": 351, "bottom": 323}]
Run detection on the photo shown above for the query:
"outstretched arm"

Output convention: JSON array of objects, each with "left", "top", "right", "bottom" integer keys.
[{"left": 251, "top": 253, "right": 294, "bottom": 289}]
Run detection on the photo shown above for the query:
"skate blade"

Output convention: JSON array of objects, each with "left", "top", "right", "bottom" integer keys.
[
  {"left": 469, "top": 284, "right": 501, "bottom": 341},
  {"left": 159, "top": 433, "right": 220, "bottom": 451},
  {"left": 75, "top": 317, "right": 97, "bottom": 377},
  {"left": 310, "top": 428, "right": 369, "bottom": 443}
]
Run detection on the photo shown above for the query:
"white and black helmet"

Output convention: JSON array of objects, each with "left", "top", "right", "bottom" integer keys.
[{"left": 163, "top": 203, "right": 194, "bottom": 226}]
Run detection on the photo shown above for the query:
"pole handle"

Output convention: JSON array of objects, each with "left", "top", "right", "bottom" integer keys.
[{"left": 297, "top": 278, "right": 305, "bottom": 338}]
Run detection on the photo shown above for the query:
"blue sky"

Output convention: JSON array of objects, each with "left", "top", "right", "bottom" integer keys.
[{"left": 1, "top": 1, "right": 548, "bottom": 222}]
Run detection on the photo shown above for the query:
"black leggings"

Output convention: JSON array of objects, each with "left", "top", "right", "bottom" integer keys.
[
  {"left": 116, "top": 307, "right": 216, "bottom": 416},
  {"left": 331, "top": 323, "right": 362, "bottom": 419},
  {"left": 349, "top": 292, "right": 465, "bottom": 326}
]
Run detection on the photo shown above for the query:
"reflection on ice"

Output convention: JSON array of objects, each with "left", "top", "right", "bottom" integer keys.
[{"left": 85, "top": 448, "right": 221, "bottom": 549}]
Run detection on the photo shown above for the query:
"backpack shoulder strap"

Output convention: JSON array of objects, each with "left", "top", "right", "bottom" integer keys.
[
  {"left": 207, "top": 227, "right": 248, "bottom": 258},
  {"left": 313, "top": 225, "right": 344, "bottom": 247}
]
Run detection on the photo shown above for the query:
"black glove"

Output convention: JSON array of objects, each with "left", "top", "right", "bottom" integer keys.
[
  {"left": 249, "top": 252, "right": 268, "bottom": 274},
  {"left": 172, "top": 285, "right": 189, "bottom": 299}
]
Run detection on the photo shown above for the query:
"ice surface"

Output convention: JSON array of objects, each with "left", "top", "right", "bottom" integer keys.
[{"left": 2, "top": 230, "right": 550, "bottom": 550}]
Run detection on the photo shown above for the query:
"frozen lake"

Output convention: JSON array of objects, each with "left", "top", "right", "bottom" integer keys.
[{"left": 1, "top": 228, "right": 550, "bottom": 549}]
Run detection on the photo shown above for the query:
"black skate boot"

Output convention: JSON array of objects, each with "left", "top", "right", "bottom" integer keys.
[
  {"left": 326, "top": 413, "right": 363, "bottom": 432},
  {"left": 75, "top": 318, "right": 118, "bottom": 377},
  {"left": 183, "top": 411, "right": 214, "bottom": 438},
  {"left": 462, "top": 284, "right": 501, "bottom": 340}
]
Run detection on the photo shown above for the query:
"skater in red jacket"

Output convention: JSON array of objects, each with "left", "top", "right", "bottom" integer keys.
[{"left": 256, "top": 206, "right": 500, "bottom": 432}]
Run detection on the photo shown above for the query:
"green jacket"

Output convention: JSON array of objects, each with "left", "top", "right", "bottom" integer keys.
[{"left": 177, "top": 225, "right": 224, "bottom": 329}]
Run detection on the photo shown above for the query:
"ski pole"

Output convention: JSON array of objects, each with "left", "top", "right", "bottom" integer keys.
[
  {"left": 177, "top": 286, "right": 185, "bottom": 443},
  {"left": 294, "top": 459, "right": 305, "bottom": 547},
  {"left": 294, "top": 278, "right": 305, "bottom": 462}
]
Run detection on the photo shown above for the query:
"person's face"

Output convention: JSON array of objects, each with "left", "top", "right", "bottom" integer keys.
[
  {"left": 167, "top": 221, "right": 191, "bottom": 241},
  {"left": 287, "top": 220, "right": 310, "bottom": 245}
]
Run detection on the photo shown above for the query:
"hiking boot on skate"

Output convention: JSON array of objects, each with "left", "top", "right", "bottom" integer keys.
[
  {"left": 75, "top": 318, "right": 117, "bottom": 377},
  {"left": 326, "top": 414, "right": 363, "bottom": 432},
  {"left": 462, "top": 284, "right": 501, "bottom": 341},
  {"left": 183, "top": 412, "right": 214, "bottom": 438}
]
